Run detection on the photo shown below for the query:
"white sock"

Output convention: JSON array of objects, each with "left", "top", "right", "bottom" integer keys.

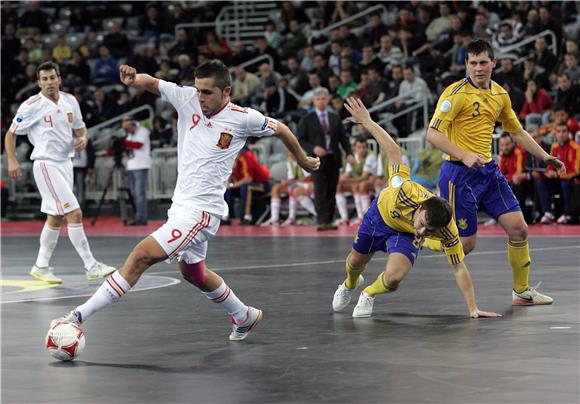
[
  {"left": 297, "top": 195, "right": 316, "bottom": 216},
  {"left": 75, "top": 271, "right": 131, "bottom": 323},
  {"left": 336, "top": 193, "right": 348, "bottom": 221},
  {"left": 35, "top": 222, "right": 60, "bottom": 268},
  {"left": 288, "top": 197, "right": 297, "bottom": 220},
  {"left": 361, "top": 194, "right": 371, "bottom": 214},
  {"left": 68, "top": 224, "right": 97, "bottom": 270},
  {"left": 271, "top": 197, "right": 281, "bottom": 222},
  {"left": 204, "top": 281, "right": 247, "bottom": 323},
  {"left": 354, "top": 194, "right": 363, "bottom": 219}
]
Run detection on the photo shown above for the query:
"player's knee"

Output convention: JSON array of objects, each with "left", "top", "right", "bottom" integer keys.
[
  {"left": 127, "top": 246, "right": 156, "bottom": 274},
  {"left": 66, "top": 209, "right": 82, "bottom": 223},
  {"left": 508, "top": 221, "right": 528, "bottom": 240},
  {"left": 462, "top": 238, "right": 477, "bottom": 255}
]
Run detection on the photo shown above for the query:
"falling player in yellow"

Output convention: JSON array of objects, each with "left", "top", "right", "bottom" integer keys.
[
  {"left": 332, "top": 97, "right": 501, "bottom": 319},
  {"left": 426, "top": 40, "right": 566, "bottom": 305}
]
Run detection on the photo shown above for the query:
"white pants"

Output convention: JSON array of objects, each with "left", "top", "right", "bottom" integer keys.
[
  {"left": 151, "top": 203, "right": 220, "bottom": 264},
  {"left": 32, "top": 160, "right": 79, "bottom": 216}
]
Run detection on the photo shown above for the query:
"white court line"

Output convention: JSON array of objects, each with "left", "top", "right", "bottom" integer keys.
[
  {"left": 147, "top": 245, "right": 580, "bottom": 275},
  {"left": 550, "top": 326, "right": 572, "bottom": 330}
]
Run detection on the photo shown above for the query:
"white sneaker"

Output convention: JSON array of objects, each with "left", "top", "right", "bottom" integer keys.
[
  {"left": 332, "top": 275, "right": 364, "bottom": 312},
  {"left": 229, "top": 306, "right": 263, "bottom": 341},
  {"left": 556, "top": 214, "right": 571, "bottom": 224},
  {"left": 30, "top": 265, "right": 62, "bottom": 284},
  {"left": 512, "top": 282, "right": 554, "bottom": 305},
  {"left": 260, "top": 218, "right": 279, "bottom": 227},
  {"left": 540, "top": 212, "right": 555, "bottom": 224},
  {"left": 281, "top": 217, "right": 296, "bottom": 226},
  {"left": 50, "top": 310, "right": 82, "bottom": 329},
  {"left": 86, "top": 261, "right": 116, "bottom": 280},
  {"left": 352, "top": 292, "right": 375, "bottom": 318}
]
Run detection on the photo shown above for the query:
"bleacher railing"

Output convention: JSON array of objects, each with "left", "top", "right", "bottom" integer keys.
[
  {"left": 497, "top": 29, "right": 557, "bottom": 57},
  {"left": 309, "top": 4, "right": 388, "bottom": 43}
]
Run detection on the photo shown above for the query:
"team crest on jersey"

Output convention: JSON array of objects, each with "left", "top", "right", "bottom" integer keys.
[
  {"left": 217, "top": 132, "right": 233, "bottom": 149},
  {"left": 67, "top": 112, "right": 73, "bottom": 123},
  {"left": 458, "top": 218, "right": 468, "bottom": 230}
]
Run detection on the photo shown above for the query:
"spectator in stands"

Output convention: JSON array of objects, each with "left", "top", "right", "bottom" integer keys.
[
  {"left": 115, "top": 90, "right": 133, "bottom": 117},
  {"left": 523, "top": 9, "right": 542, "bottom": 37},
  {"left": 103, "top": 22, "right": 131, "bottom": 59},
  {"left": 538, "top": 123, "right": 580, "bottom": 224},
  {"left": 337, "top": 70, "right": 358, "bottom": 100},
  {"left": 359, "top": 45, "right": 382, "bottom": 72},
  {"left": 339, "top": 55, "right": 359, "bottom": 82},
  {"left": 139, "top": 3, "right": 168, "bottom": 42},
  {"left": 155, "top": 59, "right": 177, "bottom": 82},
  {"left": 18, "top": 1, "right": 49, "bottom": 35},
  {"left": 298, "top": 72, "right": 324, "bottom": 111},
  {"left": 225, "top": 147, "right": 270, "bottom": 225},
  {"left": 533, "top": 36, "right": 557, "bottom": 72},
  {"left": 540, "top": 107, "right": 580, "bottom": 141},
  {"left": 385, "top": 65, "right": 404, "bottom": 100},
  {"left": 300, "top": 45, "right": 316, "bottom": 72},
  {"left": 79, "top": 32, "right": 100, "bottom": 60},
  {"left": 297, "top": 88, "right": 353, "bottom": 231},
  {"left": 66, "top": 51, "right": 91, "bottom": 85},
  {"left": 91, "top": 88, "right": 117, "bottom": 125},
  {"left": 520, "top": 79, "right": 553, "bottom": 127},
  {"left": 522, "top": 55, "right": 549, "bottom": 90},
  {"left": 328, "top": 41, "right": 343, "bottom": 76},
  {"left": 24, "top": 37, "right": 42, "bottom": 64},
  {"left": 499, "top": 133, "right": 530, "bottom": 218},
  {"left": 168, "top": 28, "right": 197, "bottom": 63},
  {"left": 121, "top": 117, "right": 152, "bottom": 226},
  {"left": 168, "top": 3, "right": 191, "bottom": 27},
  {"left": 560, "top": 53, "right": 580, "bottom": 83},
  {"left": 15, "top": 64, "right": 41, "bottom": 102},
  {"left": 371, "top": 29, "right": 400, "bottom": 66},
  {"left": 264, "top": 78, "right": 297, "bottom": 119},
  {"left": 285, "top": 55, "right": 309, "bottom": 96},
  {"left": 93, "top": 45, "right": 119, "bottom": 86},
  {"left": 127, "top": 43, "right": 159, "bottom": 76},
  {"left": 365, "top": 12, "right": 387, "bottom": 47},
  {"left": 493, "top": 22, "right": 521, "bottom": 50},
  {"left": 336, "top": 136, "right": 377, "bottom": 225},
  {"left": 313, "top": 53, "right": 334, "bottom": 89},
  {"left": 364, "top": 66, "right": 388, "bottom": 107},
  {"left": 254, "top": 37, "right": 281, "bottom": 72},
  {"left": 232, "top": 66, "right": 260, "bottom": 107},
  {"left": 282, "top": 20, "right": 307, "bottom": 58},
  {"left": 394, "top": 65, "right": 430, "bottom": 136},
  {"left": 256, "top": 62, "right": 281, "bottom": 99},
  {"left": 280, "top": 1, "right": 308, "bottom": 30},
  {"left": 176, "top": 54, "right": 195, "bottom": 84},
  {"left": 554, "top": 73, "right": 580, "bottom": 117},
  {"left": 204, "top": 31, "right": 233, "bottom": 63},
  {"left": 327, "top": 75, "right": 341, "bottom": 96},
  {"left": 308, "top": 1, "right": 334, "bottom": 29},
  {"left": 426, "top": 2, "right": 454, "bottom": 43},
  {"left": 538, "top": 6, "right": 563, "bottom": 46},
  {"left": 498, "top": 79, "right": 526, "bottom": 116},
  {"left": 495, "top": 54, "right": 524, "bottom": 91},
  {"left": 150, "top": 116, "right": 173, "bottom": 149},
  {"left": 472, "top": 12, "right": 492, "bottom": 41},
  {"left": 330, "top": 93, "right": 349, "bottom": 121},
  {"left": 264, "top": 20, "right": 282, "bottom": 49},
  {"left": 2, "top": 23, "right": 21, "bottom": 62},
  {"left": 72, "top": 137, "right": 95, "bottom": 211},
  {"left": 230, "top": 41, "right": 255, "bottom": 66},
  {"left": 68, "top": 4, "right": 93, "bottom": 33},
  {"left": 524, "top": 124, "right": 552, "bottom": 223}
]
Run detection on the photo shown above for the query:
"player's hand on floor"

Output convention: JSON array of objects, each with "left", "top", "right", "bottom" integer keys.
[
  {"left": 544, "top": 156, "right": 566, "bottom": 176},
  {"left": 461, "top": 152, "right": 485, "bottom": 169},
  {"left": 119, "top": 65, "right": 137, "bottom": 86},
  {"left": 301, "top": 156, "right": 320, "bottom": 172},
  {"left": 470, "top": 309, "right": 502, "bottom": 318}
]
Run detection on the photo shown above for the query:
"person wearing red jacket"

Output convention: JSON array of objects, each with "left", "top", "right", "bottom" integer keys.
[
  {"left": 499, "top": 133, "right": 532, "bottom": 220},
  {"left": 538, "top": 123, "right": 580, "bottom": 224},
  {"left": 519, "top": 79, "right": 552, "bottom": 128},
  {"left": 225, "top": 147, "right": 270, "bottom": 224}
]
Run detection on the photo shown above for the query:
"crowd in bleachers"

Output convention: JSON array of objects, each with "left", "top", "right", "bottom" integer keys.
[{"left": 1, "top": 1, "right": 579, "bottom": 225}]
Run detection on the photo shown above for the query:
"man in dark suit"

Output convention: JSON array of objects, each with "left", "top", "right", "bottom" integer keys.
[{"left": 297, "top": 88, "right": 354, "bottom": 230}]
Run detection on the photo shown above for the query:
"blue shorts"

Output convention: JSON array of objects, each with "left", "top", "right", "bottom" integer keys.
[
  {"left": 439, "top": 160, "right": 521, "bottom": 237},
  {"left": 352, "top": 199, "right": 420, "bottom": 265}
]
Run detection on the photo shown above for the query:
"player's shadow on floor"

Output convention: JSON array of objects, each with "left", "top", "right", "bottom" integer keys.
[{"left": 49, "top": 361, "right": 207, "bottom": 373}]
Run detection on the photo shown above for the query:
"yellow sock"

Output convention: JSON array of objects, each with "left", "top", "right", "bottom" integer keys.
[
  {"left": 363, "top": 273, "right": 394, "bottom": 297},
  {"left": 423, "top": 238, "right": 442, "bottom": 252},
  {"left": 508, "top": 239, "right": 530, "bottom": 293},
  {"left": 345, "top": 253, "right": 366, "bottom": 289}
]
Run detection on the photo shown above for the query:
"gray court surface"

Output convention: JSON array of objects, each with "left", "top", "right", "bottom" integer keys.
[{"left": 2, "top": 235, "right": 579, "bottom": 404}]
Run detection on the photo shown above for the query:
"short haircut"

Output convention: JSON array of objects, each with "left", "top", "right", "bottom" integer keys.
[
  {"left": 466, "top": 39, "right": 495, "bottom": 60},
  {"left": 36, "top": 61, "right": 60, "bottom": 79},
  {"left": 525, "top": 123, "right": 539, "bottom": 132},
  {"left": 194, "top": 59, "right": 232, "bottom": 89},
  {"left": 422, "top": 196, "right": 453, "bottom": 229},
  {"left": 500, "top": 133, "right": 513, "bottom": 141},
  {"left": 313, "top": 88, "right": 329, "bottom": 97}
]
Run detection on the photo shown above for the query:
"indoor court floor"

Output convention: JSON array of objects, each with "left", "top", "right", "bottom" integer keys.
[{"left": 1, "top": 223, "right": 579, "bottom": 403}]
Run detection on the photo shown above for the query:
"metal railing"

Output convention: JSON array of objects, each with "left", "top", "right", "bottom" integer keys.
[
  {"left": 309, "top": 4, "right": 388, "bottom": 41},
  {"left": 230, "top": 54, "right": 274, "bottom": 73},
  {"left": 88, "top": 105, "right": 154, "bottom": 149},
  {"left": 497, "top": 30, "right": 557, "bottom": 57}
]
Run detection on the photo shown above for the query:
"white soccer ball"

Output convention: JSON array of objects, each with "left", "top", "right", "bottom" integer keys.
[{"left": 45, "top": 322, "right": 86, "bottom": 361}]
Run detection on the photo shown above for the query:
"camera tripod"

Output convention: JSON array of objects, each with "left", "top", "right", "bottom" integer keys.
[{"left": 91, "top": 160, "right": 135, "bottom": 226}]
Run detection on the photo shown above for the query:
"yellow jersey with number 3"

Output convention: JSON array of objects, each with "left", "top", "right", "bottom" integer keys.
[
  {"left": 377, "top": 164, "right": 465, "bottom": 265},
  {"left": 429, "top": 77, "right": 523, "bottom": 163}
]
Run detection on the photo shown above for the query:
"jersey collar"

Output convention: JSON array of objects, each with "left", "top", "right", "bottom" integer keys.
[
  {"left": 466, "top": 75, "right": 492, "bottom": 91},
  {"left": 206, "top": 98, "right": 231, "bottom": 119}
]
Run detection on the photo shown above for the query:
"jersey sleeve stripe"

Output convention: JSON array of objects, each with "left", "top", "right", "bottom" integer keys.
[
  {"left": 450, "top": 80, "right": 467, "bottom": 95},
  {"left": 397, "top": 189, "right": 419, "bottom": 208}
]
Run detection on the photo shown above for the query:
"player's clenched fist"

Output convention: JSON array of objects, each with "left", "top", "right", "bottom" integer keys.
[
  {"left": 119, "top": 65, "right": 137, "bottom": 86},
  {"left": 300, "top": 156, "right": 320, "bottom": 173}
]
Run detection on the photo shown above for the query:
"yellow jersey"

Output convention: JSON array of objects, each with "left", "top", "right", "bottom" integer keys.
[
  {"left": 429, "top": 77, "right": 523, "bottom": 163},
  {"left": 377, "top": 164, "right": 465, "bottom": 265}
]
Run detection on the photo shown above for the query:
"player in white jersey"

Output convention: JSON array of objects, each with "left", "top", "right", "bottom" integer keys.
[
  {"left": 5, "top": 62, "right": 115, "bottom": 284},
  {"left": 51, "top": 60, "right": 320, "bottom": 342}
]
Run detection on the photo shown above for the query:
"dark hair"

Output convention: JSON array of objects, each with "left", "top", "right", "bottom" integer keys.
[
  {"left": 194, "top": 59, "right": 231, "bottom": 89},
  {"left": 422, "top": 196, "right": 453, "bottom": 229},
  {"left": 36, "top": 61, "right": 60, "bottom": 79},
  {"left": 466, "top": 39, "right": 495, "bottom": 60},
  {"left": 500, "top": 133, "right": 513, "bottom": 141}
]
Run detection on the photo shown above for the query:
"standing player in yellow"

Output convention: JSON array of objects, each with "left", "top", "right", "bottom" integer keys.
[
  {"left": 332, "top": 97, "right": 501, "bottom": 319},
  {"left": 427, "top": 40, "right": 566, "bottom": 305}
]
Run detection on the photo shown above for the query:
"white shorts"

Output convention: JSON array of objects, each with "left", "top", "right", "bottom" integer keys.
[
  {"left": 32, "top": 160, "right": 79, "bottom": 216},
  {"left": 151, "top": 204, "right": 220, "bottom": 264}
]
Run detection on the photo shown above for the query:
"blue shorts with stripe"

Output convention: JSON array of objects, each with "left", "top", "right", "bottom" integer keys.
[
  {"left": 439, "top": 160, "right": 520, "bottom": 237},
  {"left": 352, "top": 199, "right": 420, "bottom": 265}
]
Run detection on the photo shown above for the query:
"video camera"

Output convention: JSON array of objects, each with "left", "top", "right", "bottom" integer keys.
[{"left": 107, "top": 135, "right": 127, "bottom": 165}]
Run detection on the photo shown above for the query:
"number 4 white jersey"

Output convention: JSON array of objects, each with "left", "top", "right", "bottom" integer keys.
[
  {"left": 158, "top": 79, "right": 278, "bottom": 217},
  {"left": 9, "top": 92, "right": 85, "bottom": 161}
]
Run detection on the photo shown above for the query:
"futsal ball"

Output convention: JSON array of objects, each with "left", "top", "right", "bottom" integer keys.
[{"left": 45, "top": 322, "right": 86, "bottom": 361}]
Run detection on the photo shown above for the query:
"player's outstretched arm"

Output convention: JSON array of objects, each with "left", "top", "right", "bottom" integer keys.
[
  {"left": 451, "top": 261, "right": 502, "bottom": 318},
  {"left": 5, "top": 130, "right": 22, "bottom": 179},
  {"left": 344, "top": 97, "right": 404, "bottom": 165},
  {"left": 510, "top": 129, "right": 566, "bottom": 176},
  {"left": 119, "top": 65, "right": 159, "bottom": 96},
  {"left": 275, "top": 122, "right": 320, "bottom": 173},
  {"left": 426, "top": 127, "right": 485, "bottom": 169}
]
